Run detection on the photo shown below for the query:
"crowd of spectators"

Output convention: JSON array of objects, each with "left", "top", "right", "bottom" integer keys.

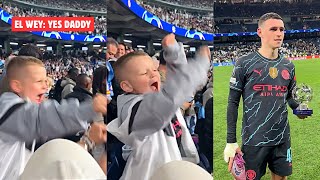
[
  {"left": 136, "top": 0, "right": 320, "bottom": 34},
  {"left": 159, "top": 0, "right": 213, "bottom": 9},
  {"left": 137, "top": 0, "right": 214, "bottom": 33},
  {"left": 213, "top": 38, "right": 320, "bottom": 63},
  {"left": 214, "top": 1, "right": 320, "bottom": 17},
  {"left": 18, "top": 0, "right": 106, "bottom": 12}
]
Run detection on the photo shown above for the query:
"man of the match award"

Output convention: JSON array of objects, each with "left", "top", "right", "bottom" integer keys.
[{"left": 292, "top": 83, "right": 313, "bottom": 116}]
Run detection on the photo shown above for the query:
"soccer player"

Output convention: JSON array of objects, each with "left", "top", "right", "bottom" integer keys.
[{"left": 224, "top": 12, "right": 306, "bottom": 180}]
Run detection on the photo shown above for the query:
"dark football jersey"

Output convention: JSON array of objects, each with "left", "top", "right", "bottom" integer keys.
[{"left": 230, "top": 51, "right": 296, "bottom": 146}]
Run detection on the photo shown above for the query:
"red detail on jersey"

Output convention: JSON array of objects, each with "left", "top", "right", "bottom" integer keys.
[
  {"left": 294, "top": 76, "right": 296, "bottom": 81},
  {"left": 253, "top": 69, "right": 262, "bottom": 76},
  {"left": 246, "top": 170, "right": 256, "bottom": 180},
  {"left": 281, "top": 69, "right": 290, "bottom": 80}
]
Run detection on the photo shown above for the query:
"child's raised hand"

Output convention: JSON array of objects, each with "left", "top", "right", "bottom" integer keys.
[
  {"left": 88, "top": 122, "right": 107, "bottom": 145},
  {"left": 93, "top": 94, "right": 107, "bottom": 115},
  {"left": 161, "top": 33, "right": 177, "bottom": 48},
  {"left": 198, "top": 45, "right": 211, "bottom": 61}
]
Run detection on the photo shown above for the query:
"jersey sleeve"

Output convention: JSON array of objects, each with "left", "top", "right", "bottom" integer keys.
[
  {"left": 230, "top": 59, "right": 245, "bottom": 92},
  {"left": 287, "top": 63, "right": 297, "bottom": 100}
]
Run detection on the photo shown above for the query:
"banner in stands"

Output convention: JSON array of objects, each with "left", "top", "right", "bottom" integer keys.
[
  {"left": 213, "top": 61, "right": 235, "bottom": 67},
  {"left": 120, "top": 0, "right": 213, "bottom": 41},
  {"left": 287, "top": 55, "right": 320, "bottom": 61},
  {"left": 0, "top": 8, "right": 107, "bottom": 42}
]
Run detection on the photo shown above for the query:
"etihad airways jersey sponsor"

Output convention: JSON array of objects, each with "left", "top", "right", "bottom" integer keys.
[{"left": 230, "top": 51, "right": 296, "bottom": 146}]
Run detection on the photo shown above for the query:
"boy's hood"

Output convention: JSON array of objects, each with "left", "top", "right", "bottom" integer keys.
[
  {"left": 0, "top": 93, "right": 24, "bottom": 114},
  {"left": 61, "top": 78, "right": 76, "bottom": 87},
  {"left": 116, "top": 94, "right": 142, "bottom": 123}
]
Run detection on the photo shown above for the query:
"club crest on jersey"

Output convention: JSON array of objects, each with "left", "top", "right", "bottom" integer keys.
[
  {"left": 269, "top": 67, "right": 278, "bottom": 79},
  {"left": 246, "top": 170, "right": 256, "bottom": 180},
  {"left": 281, "top": 69, "right": 290, "bottom": 80}
]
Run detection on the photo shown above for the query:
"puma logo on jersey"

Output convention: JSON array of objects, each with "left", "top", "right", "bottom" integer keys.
[{"left": 253, "top": 69, "right": 262, "bottom": 76}]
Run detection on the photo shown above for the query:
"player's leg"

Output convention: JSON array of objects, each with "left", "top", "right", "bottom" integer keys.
[
  {"left": 268, "top": 141, "right": 292, "bottom": 180},
  {"left": 271, "top": 172, "right": 287, "bottom": 180},
  {"left": 242, "top": 145, "right": 273, "bottom": 180}
]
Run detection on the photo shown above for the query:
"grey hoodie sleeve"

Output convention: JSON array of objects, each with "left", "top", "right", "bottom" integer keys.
[
  {"left": 130, "top": 42, "right": 210, "bottom": 140},
  {"left": 0, "top": 94, "right": 97, "bottom": 144},
  {"left": 61, "top": 84, "right": 74, "bottom": 98}
]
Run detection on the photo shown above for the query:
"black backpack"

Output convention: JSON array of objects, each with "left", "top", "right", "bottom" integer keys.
[{"left": 51, "top": 78, "right": 67, "bottom": 103}]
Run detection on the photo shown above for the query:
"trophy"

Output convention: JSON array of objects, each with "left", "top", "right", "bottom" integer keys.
[{"left": 292, "top": 83, "right": 313, "bottom": 116}]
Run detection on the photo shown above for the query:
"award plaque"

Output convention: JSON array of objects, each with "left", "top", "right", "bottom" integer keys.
[{"left": 292, "top": 83, "right": 313, "bottom": 116}]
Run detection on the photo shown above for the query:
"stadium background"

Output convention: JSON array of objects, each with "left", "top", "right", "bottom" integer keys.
[{"left": 1, "top": 0, "right": 319, "bottom": 179}]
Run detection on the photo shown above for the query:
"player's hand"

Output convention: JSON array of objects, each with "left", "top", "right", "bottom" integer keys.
[
  {"left": 224, "top": 143, "right": 243, "bottom": 172},
  {"left": 161, "top": 33, "right": 176, "bottom": 48},
  {"left": 88, "top": 122, "right": 107, "bottom": 145},
  {"left": 198, "top": 45, "right": 211, "bottom": 61},
  {"left": 93, "top": 94, "right": 107, "bottom": 114}
]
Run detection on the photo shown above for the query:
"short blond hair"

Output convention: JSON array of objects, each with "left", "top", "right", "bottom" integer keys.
[
  {"left": 113, "top": 51, "right": 149, "bottom": 83},
  {"left": 7, "top": 56, "right": 44, "bottom": 81}
]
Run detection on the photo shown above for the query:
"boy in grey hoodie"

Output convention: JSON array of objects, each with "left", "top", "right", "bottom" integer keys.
[
  {"left": 0, "top": 56, "right": 107, "bottom": 179},
  {"left": 107, "top": 34, "right": 210, "bottom": 180}
]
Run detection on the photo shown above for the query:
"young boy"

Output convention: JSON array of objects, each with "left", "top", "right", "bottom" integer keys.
[
  {"left": 107, "top": 34, "right": 210, "bottom": 180},
  {"left": 0, "top": 56, "right": 107, "bottom": 179}
]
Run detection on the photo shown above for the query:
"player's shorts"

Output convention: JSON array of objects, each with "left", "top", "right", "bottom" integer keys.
[{"left": 242, "top": 141, "right": 292, "bottom": 180}]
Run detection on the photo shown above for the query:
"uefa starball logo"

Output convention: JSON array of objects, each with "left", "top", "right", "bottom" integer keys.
[
  {"left": 185, "top": 30, "right": 205, "bottom": 40},
  {"left": 84, "top": 35, "right": 106, "bottom": 42},
  {"left": 141, "top": 11, "right": 163, "bottom": 29},
  {"left": 41, "top": 31, "right": 62, "bottom": 39}
]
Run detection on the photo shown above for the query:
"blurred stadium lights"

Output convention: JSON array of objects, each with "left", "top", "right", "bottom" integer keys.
[
  {"left": 36, "top": 44, "right": 47, "bottom": 47},
  {"left": 124, "top": 39, "right": 132, "bottom": 43}
]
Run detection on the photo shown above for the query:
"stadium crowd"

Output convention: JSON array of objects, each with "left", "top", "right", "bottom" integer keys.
[
  {"left": 213, "top": 38, "right": 320, "bottom": 63},
  {"left": 20, "top": 0, "right": 106, "bottom": 11},
  {"left": 214, "top": 1, "right": 320, "bottom": 17},
  {"left": 1, "top": 1, "right": 107, "bottom": 35},
  {"left": 159, "top": 0, "right": 213, "bottom": 9},
  {"left": 137, "top": 0, "right": 214, "bottom": 33}
]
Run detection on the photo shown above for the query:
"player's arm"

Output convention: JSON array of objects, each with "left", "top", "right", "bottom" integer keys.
[
  {"left": 286, "top": 65, "right": 299, "bottom": 109},
  {"left": 286, "top": 65, "right": 307, "bottom": 119},
  {"left": 224, "top": 59, "right": 245, "bottom": 166},
  {"left": 224, "top": 89, "right": 243, "bottom": 167},
  {"left": 226, "top": 89, "right": 241, "bottom": 144}
]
